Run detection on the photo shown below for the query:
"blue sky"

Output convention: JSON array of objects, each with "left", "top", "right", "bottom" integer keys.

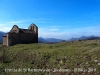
[{"left": 0, "top": 0, "right": 100, "bottom": 40}]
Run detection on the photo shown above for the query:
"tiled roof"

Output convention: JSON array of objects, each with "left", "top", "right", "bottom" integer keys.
[{"left": 19, "top": 28, "right": 35, "bottom": 33}]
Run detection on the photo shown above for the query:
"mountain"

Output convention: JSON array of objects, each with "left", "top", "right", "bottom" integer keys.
[
  {"left": 79, "top": 36, "right": 88, "bottom": 39},
  {"left": 38, "top": 37, "right": 48, "bottom": 43},
  {"left": 38, "top": 37, "right": 65, "bottom": 43},
  {"left": 68, "top": 36, "right": 89, "bottom": 41},
  {"left": 68, "top": 35, "right": 100, "bottom": 41},
  {"left": 87, "top": 36, "right": 100, "bottom": 40},
  {"left": 45, "top": 38, "right": 64, "bottom": 43},
  {"left": 67, "top": 37, "right": 78, "bottom": 41},
  {"left": 38, "top": 36, "right": 100, "bottom": 43},
  {"left": 0, "top": 31, "right": 6, "bottom": 43}
]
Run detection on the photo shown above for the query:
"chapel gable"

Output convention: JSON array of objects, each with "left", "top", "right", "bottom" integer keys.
[{"left": 10, "top": 25, "right": 19, "bottom": 33}]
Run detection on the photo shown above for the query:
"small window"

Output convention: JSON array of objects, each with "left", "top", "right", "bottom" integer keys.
[
  {"left": 32, "top": 26, "right": 34, "bottom": 30},
  {"left": 30, "top": 26, "right": 34, "bottom": 30},
  {"left": 13, "top": 30, "right": 16, "bottom": 32},
  {"left": 31, "top": 27, "right": 32, "bottom": 30}
]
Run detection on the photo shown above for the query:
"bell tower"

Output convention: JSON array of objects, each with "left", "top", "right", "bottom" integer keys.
[{"left": 28, "top": 23, "right": 38, "bottom": 34}]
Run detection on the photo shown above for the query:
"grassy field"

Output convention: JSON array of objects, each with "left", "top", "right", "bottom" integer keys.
[{"left": 0, "top": 40, "right": 100, "bottom": 75}]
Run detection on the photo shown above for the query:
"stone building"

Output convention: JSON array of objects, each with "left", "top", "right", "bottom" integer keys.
[{"left": 3, "top": 23, "right": 38, "bottom": 46}]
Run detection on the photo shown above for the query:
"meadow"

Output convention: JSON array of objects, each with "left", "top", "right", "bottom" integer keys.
[{"left": 0, "top": 40, "right": 100, "bottom": 75}]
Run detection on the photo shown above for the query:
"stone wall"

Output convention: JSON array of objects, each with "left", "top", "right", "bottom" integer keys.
[
  {"left": 3, "top": 36, "right": 7, "bottom": 46},
  {"left": 8, "top": 33, "right": 38, "bottom": 46}
]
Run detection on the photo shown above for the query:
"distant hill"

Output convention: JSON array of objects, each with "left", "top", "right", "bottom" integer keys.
[
  {"left": 45, "top": 38, "right": 65, "bottom": 43},
  {"left": 0, "top": 31, "right": 6, "bottom": 43},
  {"left": 39, "top": 35, "right": 100, "bottom": 42},
  {"left": 67, "top": 36, "right": 89, "bottom": 41},
  {"left": 67, "top": 35, "right": 100, "bottom": 41},
  {"left": 38, "top": 37, "right": 65, "bottom": 43},
  {"left": 38, "top": 37, "right": 48, "bottom": 43},
  {"left": 87, "top": 36, "right": 100, "bottom": 40}
]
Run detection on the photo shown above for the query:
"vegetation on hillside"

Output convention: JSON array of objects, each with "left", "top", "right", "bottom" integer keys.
[{"left": 0, "top": 40, "right": 100, "bottom": 75}]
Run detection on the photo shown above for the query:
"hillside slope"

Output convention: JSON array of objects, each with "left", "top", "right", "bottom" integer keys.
[{"left": 0, "top": 40, "right": 100, "bottom": 75}]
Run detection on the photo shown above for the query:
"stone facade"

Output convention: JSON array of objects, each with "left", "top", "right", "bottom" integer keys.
[{"left": 3, "top": 23, "right": 38, "bottom": 46}]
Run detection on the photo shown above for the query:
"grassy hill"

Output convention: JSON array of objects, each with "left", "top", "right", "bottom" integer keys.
[{"left": 0, "top": 40, "right": 100, "bottom": 75}]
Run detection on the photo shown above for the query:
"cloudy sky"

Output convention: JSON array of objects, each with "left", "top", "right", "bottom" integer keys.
[{"left": 0, "top": 0, "right": 100, "bottom": 40}]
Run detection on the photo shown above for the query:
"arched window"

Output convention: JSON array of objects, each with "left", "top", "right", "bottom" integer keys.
[
  {"left": 31, "top": 26, "right": 32, "bottom": 30},
  {"left": 32, "top": 26, "right": 34, "bottom": 30},
  {"left": 30, "top": 26, "right": 34, "bottom": 30}
]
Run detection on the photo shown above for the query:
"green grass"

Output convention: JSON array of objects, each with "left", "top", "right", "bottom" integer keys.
[{"left": 0, "top": 40, "right": 100, "bottom": 75}]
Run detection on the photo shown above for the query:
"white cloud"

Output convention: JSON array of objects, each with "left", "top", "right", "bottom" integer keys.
[
  {"left": 0, "top": 23, "right": 12, "bottom": 32},
  {"left": 0, "top": 24, "right": 6, "bottom": 27},
  {"left": 0, "top": 21, "right": 17, "bottom": 32},
  {"left": 0, "top": 27, "right": 11, "bottom": 32}
]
